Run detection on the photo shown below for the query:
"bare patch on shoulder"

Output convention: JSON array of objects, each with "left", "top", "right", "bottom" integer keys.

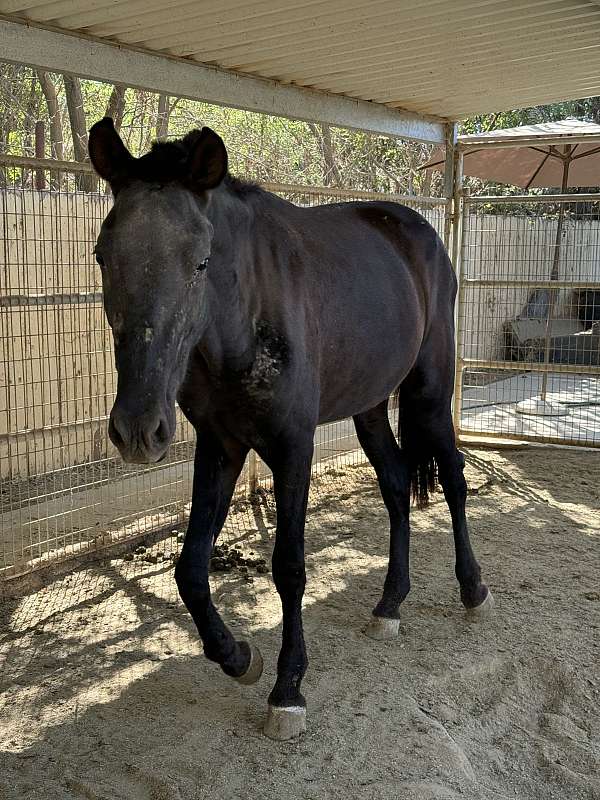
[{"left": 242, "top": 320, "right": 289, "bottom": 398}]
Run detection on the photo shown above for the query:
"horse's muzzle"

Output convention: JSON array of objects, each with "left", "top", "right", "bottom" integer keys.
[{"left": 108, "top": 402, "right": 174, "bottom": 463}]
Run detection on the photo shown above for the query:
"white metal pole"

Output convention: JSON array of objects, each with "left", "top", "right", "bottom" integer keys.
[
  {"left": 539, "top": 154, "right": 571, "bottom": 402},
  {"left": 452, "top": 176, "right": 467, "bottom": 436},
  {"left": 443, "top": 122, "right": 459, "bottom": 251},
  {"left": 451, "top": 152, "right": 465, "bottom": 269}
]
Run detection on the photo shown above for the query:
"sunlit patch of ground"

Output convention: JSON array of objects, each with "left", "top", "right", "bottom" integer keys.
[{"left": 1, "top": 447, "right": 599, "bottom": 800}]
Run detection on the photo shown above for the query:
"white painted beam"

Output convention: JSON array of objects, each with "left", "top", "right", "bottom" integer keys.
[{"left": 0, "top": 17, "right": 446, "bottom": 143}]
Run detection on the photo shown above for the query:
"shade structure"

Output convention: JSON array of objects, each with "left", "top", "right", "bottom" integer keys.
[
  {"left": 3, "top": 2, "right": 600, "bottom": 123},
  {"left": 422, "top": 119, "right": 600, "bottom": 189}
]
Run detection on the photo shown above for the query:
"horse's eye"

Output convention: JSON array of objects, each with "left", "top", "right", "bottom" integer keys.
[{"left": 197, "top": 257, "right": 210, "bottom": 271}]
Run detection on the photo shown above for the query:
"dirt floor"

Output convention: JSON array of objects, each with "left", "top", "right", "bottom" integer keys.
[{"left": 0, "top": 446, "right": 599, "bottom": 800}]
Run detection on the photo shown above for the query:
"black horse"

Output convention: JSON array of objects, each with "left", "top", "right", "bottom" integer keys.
[{"left": 88, "top": 119, "right": 493, "bottom": 740}]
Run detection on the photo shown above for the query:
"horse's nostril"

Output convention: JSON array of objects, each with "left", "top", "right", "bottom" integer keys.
[
  {"left": 154, "top": 418, "right": 170, "bottom": 445},
  {"left": 143, "top": 416, "right": 170, "bottom": 452},
  {"left": 109, "top": 414, "right": 126, "bottom": 449}
]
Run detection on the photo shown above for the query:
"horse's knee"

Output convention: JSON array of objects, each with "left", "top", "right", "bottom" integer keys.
[
  {"left": 175, "top": 559, "right": 209, "bottom": 607},
  {"left": 174, "top": 558, "right": 190, "bottom": 591}
]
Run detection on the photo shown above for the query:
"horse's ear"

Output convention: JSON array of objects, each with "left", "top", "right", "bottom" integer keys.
[
  {"left": 186, "top": 127, "right": 228, "bottom": 192},
  {"left": 88, "top": 117, "right": 134, "bottom": 188}
]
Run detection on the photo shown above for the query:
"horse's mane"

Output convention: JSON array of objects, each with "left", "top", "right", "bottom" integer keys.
[{"left": 134, "top": 130, "right": 262, "bottom": 198}]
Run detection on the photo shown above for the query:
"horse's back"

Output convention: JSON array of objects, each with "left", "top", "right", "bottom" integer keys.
[
  {"left": 289, "top": 198, "right": 455, "bottom": 316},
  {"left": 266, "top": 198, "right": 455, "bottom": 423}
]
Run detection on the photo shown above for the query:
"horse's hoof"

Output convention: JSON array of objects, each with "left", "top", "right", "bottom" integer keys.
[
  {"left": 233, "top": 643, "right": 263, "bottom": 685},
  {"left": 363, "top": 615, "right": 400, "bottom": 641},
  {"left": 263, "top": 704, "right": 307, "bottom": 740},
  {"left": 465, "top": 588, "right": 495, "bottom": 621}
]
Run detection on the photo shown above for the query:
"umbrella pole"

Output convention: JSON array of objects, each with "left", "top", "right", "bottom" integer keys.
[{"left": 539, "top": 157, "right": 569, "bottom": 402}]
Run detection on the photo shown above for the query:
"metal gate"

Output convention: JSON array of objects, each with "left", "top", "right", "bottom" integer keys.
[{"left": 454, "top": 192, "right": 600, "bottom": 448}]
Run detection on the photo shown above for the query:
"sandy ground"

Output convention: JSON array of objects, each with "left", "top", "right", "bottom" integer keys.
[{"left": 0, "top": 446, "right": 599, "bottom": 800}]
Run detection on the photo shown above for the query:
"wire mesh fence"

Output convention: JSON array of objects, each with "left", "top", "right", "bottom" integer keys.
[
  {"left": 455, "top": 193, "right": 600, "bottom": 448},
  {"left": 0, "top": 157, "right": 446, "bottom": 589}
]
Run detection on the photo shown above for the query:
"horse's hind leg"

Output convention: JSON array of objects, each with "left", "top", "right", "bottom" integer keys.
[
  {"left": 400, "top": 366, "right": 493, "bottom": 618},
  {"left": 440, "top": 443, "right": 493, "bottom": 616},
  {"left": 354, "top": 400, "right": 411, "bottom": 639}
]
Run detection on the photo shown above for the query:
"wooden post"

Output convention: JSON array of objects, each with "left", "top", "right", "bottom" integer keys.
[
  {"left": 247, "top": 450, "right": 258, "bottom": 496},
  {"left": 34, "top": 120, "right": 46, "bottom": 190}
]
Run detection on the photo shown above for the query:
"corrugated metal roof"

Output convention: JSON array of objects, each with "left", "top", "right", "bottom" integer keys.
[{"left": 1, "top": 0, "right": 599, "bottom": 120}]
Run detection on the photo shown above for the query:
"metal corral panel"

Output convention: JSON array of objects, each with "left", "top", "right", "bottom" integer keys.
[{"left": 1, "top": 0, "right": 599, "bottom": 121}]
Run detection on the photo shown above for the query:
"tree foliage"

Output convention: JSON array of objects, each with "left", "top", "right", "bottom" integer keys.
[{"left": 0, "top": 61, "right": 598, "bottom": 196}]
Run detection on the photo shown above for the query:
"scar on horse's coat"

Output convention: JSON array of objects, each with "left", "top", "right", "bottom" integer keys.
[{"left": 243, "top": 320, "right": 289, "bottom": 395}]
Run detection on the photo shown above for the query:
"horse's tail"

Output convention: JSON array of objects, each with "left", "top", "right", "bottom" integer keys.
[
  {"left": 393, "top": 387, "right": 439, "bottom": 509},
  {"left": 407, "top": 457, "right": 438, "bottom": 509}
]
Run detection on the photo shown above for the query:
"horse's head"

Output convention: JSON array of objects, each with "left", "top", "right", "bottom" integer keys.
[{"left": 89, "top": 118, "right": 228, "bottom": 463}]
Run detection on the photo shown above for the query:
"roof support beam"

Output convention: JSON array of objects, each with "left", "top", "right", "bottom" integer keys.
[{"left": 0, "top": 16, "right": 446, "bottom": 144}]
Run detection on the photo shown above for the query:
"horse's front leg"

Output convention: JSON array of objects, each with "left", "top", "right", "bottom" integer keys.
[
  {"left": 263, "top": 435, "right": 314, "bottom": 740},
  {"left": 175, "top": 431, "right": 262, "bottom": 682}
]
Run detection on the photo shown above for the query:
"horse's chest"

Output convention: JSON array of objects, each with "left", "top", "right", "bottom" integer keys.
[
  {"left": 187, "top": 320, "right": 292, "bottom": 437},
  {"left": 230, "top": 319, "right": 288, "bottom": 400},
  {"left": 241, "top": 342, "right": 286, "bottom": 403}
]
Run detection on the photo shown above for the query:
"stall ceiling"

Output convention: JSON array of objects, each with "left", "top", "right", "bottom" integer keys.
[{"left": 1, "top": 0, "right": 599, "bottom": 121}]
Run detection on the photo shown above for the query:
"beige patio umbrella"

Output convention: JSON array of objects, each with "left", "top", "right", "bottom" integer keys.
[{"left": 423, "top": 118, "right": 600, "bottom": 416}]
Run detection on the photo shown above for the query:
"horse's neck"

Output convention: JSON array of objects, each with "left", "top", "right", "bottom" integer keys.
[{"left": 198, "top": 189, "right": 257, "bottom": 377}]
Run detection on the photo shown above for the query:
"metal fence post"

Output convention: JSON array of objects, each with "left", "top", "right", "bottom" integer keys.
[
  {"left": 452, "top": 183, "right": 468, "bottom": 437},
  {"left": 443, "top": 122, "right": 458, "bottom": 251}
]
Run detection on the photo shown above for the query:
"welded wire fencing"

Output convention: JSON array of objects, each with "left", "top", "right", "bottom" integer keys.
[
  {"left": 0, "top": 155, "right": 446, "bottom": 591},
  {"left": 455, "top": 193, "right": 600, "bottom": 448}
]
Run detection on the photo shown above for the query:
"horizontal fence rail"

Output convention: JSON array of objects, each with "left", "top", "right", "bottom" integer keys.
[
  {"left": 0, "top": 154, "right": 445, "bottom": 592},
  {"left": 467, "top": 193, "right": 600, "bottom": 204},
  {"left": 0, "top": 291, "right": 103, "bottom": 308}
]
